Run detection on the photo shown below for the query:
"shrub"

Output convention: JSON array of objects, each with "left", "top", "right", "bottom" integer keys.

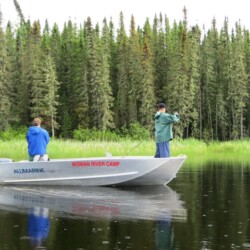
[
  {"left": 73, "top": 128, "right": 121, "bottom": 141},
  {"left": 73, "top": 123, "right": 151, "bottom": 142},
  {"left": 123, "top": 122, "right": 150, "bottom": 140},
  {"left": 0, "top": 126, "right": 27, "bottom": 141}
]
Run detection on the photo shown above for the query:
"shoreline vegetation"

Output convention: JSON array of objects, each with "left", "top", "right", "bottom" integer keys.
[{"left": 0, "top": 139, "right": 250, "bottom": 165}]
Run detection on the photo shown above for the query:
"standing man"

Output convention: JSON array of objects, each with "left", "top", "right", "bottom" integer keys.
[
  {"left": 154, "top": 103, "right": 180, "bottom": 158},
  {"left": 26, "top": 118, "right": 50, "bottom": 161}
]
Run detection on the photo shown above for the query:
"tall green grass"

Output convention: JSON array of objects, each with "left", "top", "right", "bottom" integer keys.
[{"left": 0, "top": 138, "right": 249, "bottom": 165}]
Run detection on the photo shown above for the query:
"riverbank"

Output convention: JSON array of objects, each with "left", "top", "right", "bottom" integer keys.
[{"left": 0, "top": 139, "right": 249, "bottom": 165}]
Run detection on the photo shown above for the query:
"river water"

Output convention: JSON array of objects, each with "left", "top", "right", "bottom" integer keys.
[{"left": 0, "top": 162, "right": 250, "bottom": 250}]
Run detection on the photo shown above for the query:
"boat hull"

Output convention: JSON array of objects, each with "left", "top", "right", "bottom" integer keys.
[{"left": 0, "top": 155, "right": 186, "bottom": 186}]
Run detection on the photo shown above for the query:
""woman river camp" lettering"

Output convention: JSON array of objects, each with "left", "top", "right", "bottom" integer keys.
[{"left": 72, "top": 161, "right": 120, "bottom": 167}]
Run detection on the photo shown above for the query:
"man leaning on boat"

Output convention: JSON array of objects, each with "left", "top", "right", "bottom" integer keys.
[{"left": 26, "top": 118, "right": 50, "bottom": 161}]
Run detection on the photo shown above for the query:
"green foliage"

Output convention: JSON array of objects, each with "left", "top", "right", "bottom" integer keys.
[
  {"left": 0, "top": 126, "right": 27, "bottom": 140},
  {"left": 73, "top": 128, "right": 120, "bottom": 141},
  {"left": 1, "top": 8, "right": 250, "bottom": 141},
  {"left": 120, "top": 122, "right": 151, "bottom": 140},
  {"left": 73, "top": 122, "right": 150, "bottom": 141}
]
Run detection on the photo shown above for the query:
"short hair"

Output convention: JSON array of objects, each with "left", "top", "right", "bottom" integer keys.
[
  {"left": 33, "top": 118, "right": 41, "bottom": 126},
  {"left": 157, "top": 103, "right": 167, "bottom": 110}
]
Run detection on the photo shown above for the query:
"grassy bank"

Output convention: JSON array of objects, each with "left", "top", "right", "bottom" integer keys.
[{"left": 0, "top": 139, "right": 250, "bottom": 165}]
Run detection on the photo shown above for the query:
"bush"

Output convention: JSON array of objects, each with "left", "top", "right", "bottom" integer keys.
[
  {"left": 0, "top": 126, "right": 27, "bottom": 141},
  {"left": 122, "top": 122, "right": 150, "bottom": 140},
  {"left": 73, "top": 123, "right": 151, "bottom": 142},
  {"left": 73, "top": 128, "right": 121, "bottom": 141}
]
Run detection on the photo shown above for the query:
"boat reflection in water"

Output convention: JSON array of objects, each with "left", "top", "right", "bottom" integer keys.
[{"left": 0, "top": 185, "right": 187, "bottom": 248}]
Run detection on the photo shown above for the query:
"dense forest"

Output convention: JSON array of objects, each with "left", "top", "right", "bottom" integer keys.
[{"left": 0, "top": 3, "right": 250, "bottom": 140}]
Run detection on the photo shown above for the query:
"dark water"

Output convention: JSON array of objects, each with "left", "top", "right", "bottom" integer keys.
[{"left": 0, "top": 162, "right": 250, "bottom": 250}]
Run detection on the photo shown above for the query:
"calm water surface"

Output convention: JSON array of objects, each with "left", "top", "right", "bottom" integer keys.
[{"left": 0, "top": 162, "right": 250, "bottom": 250}]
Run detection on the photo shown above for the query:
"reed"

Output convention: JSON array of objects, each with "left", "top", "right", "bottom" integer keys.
[{"left": 0, "top": 138, "right": 249, "bottom": 165}]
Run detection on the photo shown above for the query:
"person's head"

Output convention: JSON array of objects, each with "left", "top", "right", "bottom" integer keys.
[
  {"left": 33, "top": 118, "right": 41, "bottom": 127},
  {"left": 157, "top": 103, "right": 167, "bottom": 112}
]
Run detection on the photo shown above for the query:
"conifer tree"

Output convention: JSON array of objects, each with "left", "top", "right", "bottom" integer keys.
[
  {"left": 200, "top": 20, "right": 219, "bottom": 140},
  {"left": 28, "top": 21, "right": 48, "bottom": 118},
  {"left": 85, "top": 18, "right": 114, "bottom": 131},
  {"left": 100, "top": 18, "right": 114, "bottom": 131},
  {"left": 216, "top": 18, "right": 231, "bottom": 140},
  {"left": 243, "top": 29, "right": 250, "bottom": 137},
  {"left": 43, "top": 56, "right": 60, "bottom": 138},
  {"left": 115, "top": 12, "right": 129, "bottom": 128},
  {"left": 0, "top": 10, "right": 11, "bottom": 129},
  {"left": 127, "top": 15, "right": 143, "bottom": 123},
  {"left": 139, "top": 19, "right": 156, "bottom": 129},
  {"left": 13, "top": 0, "right": 25, "bottom": 24},
  {"left": 187, "top": 25, "right": 201, "bottom": 138},
  {"left": 5, "top": 22, "right": 19, "bottom": 125},
  {"left": 152, "top": 14, "right": 167, "bottom": 101},
  {"left": 58, "top": 20, "right": 78, "bottom": 136},
  {"left": 72, "top": 26, "right": 89, "bottom": 128},
  {"left": 228, "top": 23, "right": 248, "bottom": 139}
]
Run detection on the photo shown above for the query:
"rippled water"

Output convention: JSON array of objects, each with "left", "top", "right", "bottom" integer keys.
[{"left": 0, "top": 162, "right": 250, "bottom": 250}]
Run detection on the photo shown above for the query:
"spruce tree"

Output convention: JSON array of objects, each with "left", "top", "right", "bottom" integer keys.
[
  {"left": 115, "top": 12, "right": 129, "bottom": 128},
  {"left": 139, "top": 19, "right": 156, "bottom": 130},
  {"left": 127, "top": 15, "right": 143, "bottom": 124},
  {"left": 228, "top": 23, "right": 248, "bottom": 139},
  {"left": 0, "top": 10, "right": 11, "bottom": 130}
]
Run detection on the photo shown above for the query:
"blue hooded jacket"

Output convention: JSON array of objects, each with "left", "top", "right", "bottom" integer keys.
[{"left": 26, "top": 126, "right": 50, "bottom": 156}]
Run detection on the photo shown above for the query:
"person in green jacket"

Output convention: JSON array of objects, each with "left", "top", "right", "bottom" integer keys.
[{"left": 154, "top": 103, "right": 180, "bottom": 158}]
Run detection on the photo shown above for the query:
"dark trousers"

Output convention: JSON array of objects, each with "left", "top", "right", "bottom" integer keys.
[{"left": 154, "top": 141, "right": 170, "bottom": 158}]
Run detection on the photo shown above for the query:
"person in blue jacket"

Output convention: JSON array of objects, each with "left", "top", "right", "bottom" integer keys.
[
  {"left": 154, "top": 103, "right": 180, "bottom": 158},
  {"left": 26, "top": 118, "right": 50, "bottom": 161}
]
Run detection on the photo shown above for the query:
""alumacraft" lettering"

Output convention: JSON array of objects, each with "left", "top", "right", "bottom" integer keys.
[{"left": 14, "top": 168, "right": 45, "bottom": 174}]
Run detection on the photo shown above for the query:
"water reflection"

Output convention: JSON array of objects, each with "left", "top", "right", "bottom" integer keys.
[
  {"left": 0, "top": 185, "right": 187, "bottom": 221},
  {"left": 0, "top": 185, "right": 186, "bottom": 249},
  {"left": 28, "top": 207, "right": 50, "bottom": 248}
]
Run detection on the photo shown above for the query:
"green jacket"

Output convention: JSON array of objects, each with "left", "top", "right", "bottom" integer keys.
[{"left": 154, "top": 112, "right": 180, "bottom": 143}]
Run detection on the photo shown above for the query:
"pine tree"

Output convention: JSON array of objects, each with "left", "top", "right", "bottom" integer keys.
[
  {"left": 127, "top": 15, "right": 143, "bottom": 124},
  {"left": 139, "top": 19, "right": 156, "bottom": 129},
  {"left": 115, "top": 12, "right": 129, "bottom": 128},
  {"left": 16, "top": 22, "right": 31, "bottom": 124},
  {"left": 43, "top": 56, "right": 60, "bottom": 138},
  {"left": 200, "top": 19, "right": 219, "bottom": 140},
  {"left": 100, "top": 18, "right": 114, "bottom": 131},
  {"left": 72, "top": 26, "right": 89, "bottom": 128},
  {"left": 28, "top": 21, "right": 48, "bottom": 118},
  {"left": 187, "top": 25, "right": 201, "bottom": 138},
  {"left": 152, "top": 14, "right": 167, "bottom": 101},
  {"left": 216, "top": 18, "right": 231, "bottom": 140},
  {"left": 13, "top": 0, "right": 25, "bottom": 24},
  {"left": 0, "top": 10, "right": 11, "bottom": 129},
  {"left": 58, "top": 20, "right": 77, "bottom": 136},
  {"left": 5, "top": 22, "right": 20, "bottom": 125},
  {"left": 228, "top": 23, "right": 248, "bottom": 139},
  {"left": 243, "top": 29, "right": 250, "bottom": 137},
  {"left": 85, "top": 18, "right": 114, "bottom": 131}
]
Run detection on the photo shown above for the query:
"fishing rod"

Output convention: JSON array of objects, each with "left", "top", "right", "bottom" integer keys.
[
  {"left": 122, "top": 140, "right": 145, "bottom": 158},
  {"left": 105, "top": 140, "right": 145, "bottom": 158}
]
